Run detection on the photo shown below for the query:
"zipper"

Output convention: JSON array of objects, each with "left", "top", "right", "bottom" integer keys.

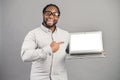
[
  {"left": 51, "top": 32, "right": 54, "bottom": 41},
  {"left": 49, "top": 33, "right": 54, "bottom": 80},
  {"left": 49, "top": 54, "right": 53, "bottom": 80}
]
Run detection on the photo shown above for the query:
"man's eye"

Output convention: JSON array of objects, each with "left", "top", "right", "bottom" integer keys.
[{"left": 45, "top": 11, "right": 59, "bottom": 17}]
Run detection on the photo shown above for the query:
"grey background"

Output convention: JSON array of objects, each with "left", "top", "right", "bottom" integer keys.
[
  {"left": 0, "top": 0, "right": 120, "bottom": 80},
  {"left": 0, "top": 0, "right": 3, "bottom": 78},
  {"left": 0, "top": 0, "right": 2, "bottom": 56}
]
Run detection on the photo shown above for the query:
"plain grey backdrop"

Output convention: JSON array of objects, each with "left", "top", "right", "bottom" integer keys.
[
  {"left": 0, "top": 0, "right": 3, "bottom": 79},
  {"left": 0, "top": 0, "right": 120, "bottom": 80}
]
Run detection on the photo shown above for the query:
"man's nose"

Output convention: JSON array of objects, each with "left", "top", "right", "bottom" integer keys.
[{"left": 49, "top": 14, "right": 54, "bottom": 18}]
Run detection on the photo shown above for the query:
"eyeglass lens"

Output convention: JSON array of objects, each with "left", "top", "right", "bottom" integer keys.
[{"left": 45, "top": 11, "right": 59, "bottom": 16}]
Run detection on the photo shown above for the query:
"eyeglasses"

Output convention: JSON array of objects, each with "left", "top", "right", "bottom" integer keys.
[{"left": 44, "top": 11, "right": 59, "bottom": 17}]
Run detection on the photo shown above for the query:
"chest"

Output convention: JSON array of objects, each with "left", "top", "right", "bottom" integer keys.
[{"left": 35, "top": 32, "right": 68, "bottom": 50}]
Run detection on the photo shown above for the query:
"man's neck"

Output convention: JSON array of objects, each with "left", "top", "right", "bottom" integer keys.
[{"left": 50, "top": 27, "right": 56, "bottom": 33}]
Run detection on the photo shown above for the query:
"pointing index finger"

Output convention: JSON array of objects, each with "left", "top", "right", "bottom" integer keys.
[{"left": 58, "top": 41, "right": 64, "bottom": 45}]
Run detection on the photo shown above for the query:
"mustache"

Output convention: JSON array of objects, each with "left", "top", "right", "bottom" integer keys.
[{"left": 42, "top": 21, "right": 57, "bottom": 28}]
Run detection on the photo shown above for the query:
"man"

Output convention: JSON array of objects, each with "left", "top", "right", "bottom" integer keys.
[{"left": 21, "top": 4, "right": 69, "bottom": 80}]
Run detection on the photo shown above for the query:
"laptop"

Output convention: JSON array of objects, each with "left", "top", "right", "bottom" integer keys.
[{"left": 69, "top": 31, "right": 104, "bottom": 55}]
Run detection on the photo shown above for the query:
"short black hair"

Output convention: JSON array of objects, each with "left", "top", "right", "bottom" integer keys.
[{"left": 43, "top": 4, "right": 60, "bottom": 16}]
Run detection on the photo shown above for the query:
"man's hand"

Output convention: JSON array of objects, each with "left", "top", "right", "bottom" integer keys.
[{"left": 50, "top": 41, "right": 64, "bottom": 53}]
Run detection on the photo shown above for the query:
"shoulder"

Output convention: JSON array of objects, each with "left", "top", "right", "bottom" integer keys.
[
  {"left": 57, "top": 27, "right": 70, "bottom": 36},
  {"left": 25, "top": 27, "right": 40, "bottom": 39},
  {"left": 29, "top": 27, "right": 41, "bottom": 34}
]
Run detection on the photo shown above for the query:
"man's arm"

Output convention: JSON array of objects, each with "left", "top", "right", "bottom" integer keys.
[{"left": 21, "top": 31, "right": 52, "bottom": 62}]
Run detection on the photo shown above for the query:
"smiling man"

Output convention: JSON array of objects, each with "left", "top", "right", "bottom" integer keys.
[{"left": 21, "top": 4, "right": 69, "bottom": 80}]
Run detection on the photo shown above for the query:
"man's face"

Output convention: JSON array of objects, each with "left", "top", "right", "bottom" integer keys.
[{"left": 43, "top": 6, "right": 59, "bottom": 28}]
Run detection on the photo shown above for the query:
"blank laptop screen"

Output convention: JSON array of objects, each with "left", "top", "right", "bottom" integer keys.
[{"left": 69, "top": 31, "right": 103, "bottom": 54}]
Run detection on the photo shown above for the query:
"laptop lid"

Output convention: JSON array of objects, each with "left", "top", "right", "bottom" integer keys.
[{"left": 69, "top": 31, "right": 103, "bottom": 55}]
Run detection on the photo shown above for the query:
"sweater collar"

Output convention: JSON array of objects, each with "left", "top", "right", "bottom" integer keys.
[{"left": 40, "top": 24, "right": 57, "bottom": 33}]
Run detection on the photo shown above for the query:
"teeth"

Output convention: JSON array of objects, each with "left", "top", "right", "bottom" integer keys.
[
  {"left": 48, "top": 19, "right": 53, "bottom": 21},
  {"left": 48, "top": 19, "right": 53, "bottom": 22},
  {"left": 47, "top": 19, "right": 53, "bottom": 24}
]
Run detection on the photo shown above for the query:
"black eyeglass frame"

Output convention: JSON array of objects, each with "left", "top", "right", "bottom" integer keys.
[{"left": 44, "top": 11, "right": 60, "bottom": 17}]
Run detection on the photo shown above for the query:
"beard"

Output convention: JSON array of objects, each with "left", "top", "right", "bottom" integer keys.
[{"left": 43, "top": 20, "right": 57, "bottom": 29}]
